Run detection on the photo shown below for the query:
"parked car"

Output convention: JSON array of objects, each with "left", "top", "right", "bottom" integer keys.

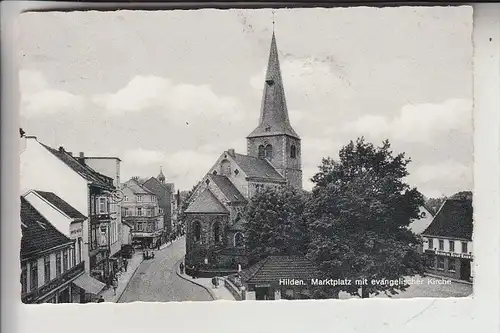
[{"left": 121, "top": 244, "right": 135, "bottom": 259}]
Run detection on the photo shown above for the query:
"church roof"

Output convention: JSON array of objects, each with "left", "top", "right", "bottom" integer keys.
[
  {"left": 185, "top": 188, "right": 229, "bottom": 214},
  {"left": 208, "top": 174, "right": 247, "bottom": 204},
  {"left": 233, "top": 153, "right": 285, "bottom": 182},
  {"left": 422, "top": 193, "right": 473, "bottom": 241},
  {"left": 247, "top": 32, "right": 299, "bottom": 140}
]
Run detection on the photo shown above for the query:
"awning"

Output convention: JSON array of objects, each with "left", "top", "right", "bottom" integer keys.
[{"left": 72, "top": 273, "right": 106, "bottom": 295}]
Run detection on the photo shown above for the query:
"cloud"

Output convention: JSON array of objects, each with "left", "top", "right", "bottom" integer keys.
[
  {"left": 20, "top": 70, "right": 85, "bottom": 117},
  {"left": 343, "top": 98, "right": 472, "bottom": 143},
  {"left": 93, "top": 75, "right": 245, "bottom": 123},
  {"left": 121, "top": 148, "right": 218, "bottom": 190}
]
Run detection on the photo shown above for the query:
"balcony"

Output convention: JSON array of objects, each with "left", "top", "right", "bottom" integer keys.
[
  {"left": 90, "top": 213, "right": 113, "bottom": 224},
  {"left": 22, "top": 261, "right": 85, "bottom": 304}
]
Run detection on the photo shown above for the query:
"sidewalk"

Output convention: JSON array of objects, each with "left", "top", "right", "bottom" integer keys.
[
  {"left": 176, "top": 267, "right": 236, "bottom": 301},
  {"left": 101, "top": 252, "right": 143, "bottom": 303}
]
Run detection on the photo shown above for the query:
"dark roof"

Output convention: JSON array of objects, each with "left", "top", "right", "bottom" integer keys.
[
  {"left": 32, "top": 191, "right": 86, "bottom": 219},
  {"left": 142, "top": 177, "right": 173, "bottom": 206},
  {"left": 208, "top": 174, "right": 247, "bottom": 203},
  {"left": 247, "top": 33, "right": 299, "bottom": 140},
  {"left": 20, "top": 197, "right": 73, "bottom": 258},
  {"left": 233, "top": 153, "right": 285, "bottom": 182},
  {"left": 422, "top": 195, "right": 473, "bottom": 240},
  {"left": 239, "top": 256, "right": 322, "bottom": 284},
  {"left": 41, "top": 144, "right": 114, "bottom": 189},
  {"left": 185, "top": 189, "right": 229, "bottom": 214}
]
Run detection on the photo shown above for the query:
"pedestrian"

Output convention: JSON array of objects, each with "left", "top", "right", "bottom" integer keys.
[
  {"left": 97, "top": 296, "right": 104, "bottom": 303},
  {"left": 112, "top": 277, "right": 118, "bottom": 296},
  {"left": 179, "top": 262, "right": 184, "bottom": 274},
  {"left": 157, "top": 241, "right": 160, "bottom": 251},
  {"left": 123, "top": 258, "right": 128, "bottom": 272}
]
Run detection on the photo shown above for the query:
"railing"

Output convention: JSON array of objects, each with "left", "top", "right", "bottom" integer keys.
[{"left": 21, "top": 261, "right": 85, "bottom": 304}]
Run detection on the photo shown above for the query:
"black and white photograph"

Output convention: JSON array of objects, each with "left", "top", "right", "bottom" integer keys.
[{"left": 18, "top": 6, "right": 474, "bottom": 304}]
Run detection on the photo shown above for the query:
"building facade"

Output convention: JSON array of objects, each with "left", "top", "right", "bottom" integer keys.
[
  {"left": 184, "top": 32, "right": 302, "bottom": 269},
  {"left": 121, "top": 177, "right": 164, "bottom": 248},
  {"left": 21, "top": 197, "right": 86, "bottom": 304},
  {"left": 422, "top": 191, "right": 473, "bottom": 282},
  {"left": 142, "top": 169, "right": 177, "bottom": 241},
  {"left": 20, "top": 136, "right": 119, "bottom": 284}
]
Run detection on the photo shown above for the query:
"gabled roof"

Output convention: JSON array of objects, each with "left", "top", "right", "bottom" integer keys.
[
  {"left": 208, "top": 174, "right": 247, "bottom": 204},
  {"left": 239, "top": 256, "right": 322, "bottom": 284},
  {"left": 123, "top": 178, "right": 155, "bottom": 195},
  {"left": 233, "top": 153, "right": 285, "bottom": 182},
  {"left": 20, "top": 197, "right": 73, "bottom": 258},
  {"left": 185, "top": 188, "right": 228, "bottom": 214},
  {"left": 247, "top": 32, "right": 299, "bottom": 140},
  {"left": 422, "top": 193, "right": 473, "bottom": 240},
  {"left": 41, "top": 143, "right": 114, "bottom": 189},
  {"left": 31, "top": 191, "right": 86, "bottom": 220}
]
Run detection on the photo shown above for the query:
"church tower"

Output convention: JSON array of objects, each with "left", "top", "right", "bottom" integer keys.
[{"left": 247, "top": 32, "right": 302, "bottom": 189}]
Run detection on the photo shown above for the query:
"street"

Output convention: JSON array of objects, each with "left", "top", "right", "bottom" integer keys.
[{"left": 118, "top": 238, "right": 213, "bottom": 303}]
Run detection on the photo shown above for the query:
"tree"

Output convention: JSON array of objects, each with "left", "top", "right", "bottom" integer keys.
[
  {"left": 244, "top": 186, "right": 310, "bottom": 265},
  {"left": 306, "top": 138, "right": 426, "bottom": 298}
]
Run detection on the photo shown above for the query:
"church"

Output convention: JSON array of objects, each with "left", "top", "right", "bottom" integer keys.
[{"left": 184, "top": 31, "right": 302, "bottom": 271}]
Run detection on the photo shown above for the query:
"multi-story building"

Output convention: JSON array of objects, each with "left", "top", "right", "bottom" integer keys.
[
  {"left": 20, "top": 135, "right": 119, "bottom": 284},
  {"left": 21, "top": 197, "right": 87, "bottom": 304},
  {"left": 422, "top": 191, "right": 473, "bottom": 282},
  {"left": 142, "top": 168, "right": 177, "bottom": 241},
  {"left": 121, "top": 177, "right": 164, "bottom": 249},
  {"left": 82, "top": 154, "right": 123, "bottom": 269}
]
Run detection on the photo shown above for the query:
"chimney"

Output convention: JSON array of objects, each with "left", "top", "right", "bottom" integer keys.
[
  {"left": 59, "top": 146, "right": 65, "bottom": 152},
  {"left": 79, "top": 152, "right": 84, "bottom": 158},
  {"left": 227, "top": 148, "right": 235, "bottom": 157}
]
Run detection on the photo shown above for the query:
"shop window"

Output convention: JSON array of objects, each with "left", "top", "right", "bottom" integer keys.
[
  {"left": 44, "top": 256, "right": 51, "bottom": 284},
  {"left": 30, "top": 261, "right": 38, "bottom": 290},
  {"left": 438, "top": 239, "right": 444, "bottom": 251},
  {"left": 448, "top": 258, "right": 456, "bottom": 272},
  {"left": 449, "top": 240, "right": 455, "bottom": 252},
  {"left": 437, "top": 257, "right": 445, "bottom": 270},
  {"left": 461, "top": 242, "right": 468, "bottom": 253}
]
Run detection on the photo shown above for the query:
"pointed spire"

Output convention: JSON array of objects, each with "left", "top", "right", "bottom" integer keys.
[
  {"left": 158, "top": 166, "right": 166, "bottom": 183},
  {"left": 247, "top": 31, "right": 299, "bottom": 139}
]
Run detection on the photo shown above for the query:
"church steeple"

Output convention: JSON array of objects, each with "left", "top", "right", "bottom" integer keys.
[
  {"left": 247, "top": 32, "right": 299, "bottom": 140},
  {"left": 158, "top": 167, "right": 166, "bottom": 183}
]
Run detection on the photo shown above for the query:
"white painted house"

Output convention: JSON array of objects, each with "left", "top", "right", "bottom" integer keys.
[{"left": 20, "top": 135, "right": 119, "bottom": 287}]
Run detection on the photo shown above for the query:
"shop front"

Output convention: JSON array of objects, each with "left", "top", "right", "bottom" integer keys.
[
  {"left": 72, "top": 270, "right": 106, "bottom": 303},
  {"left": 425, "top": 249, "right": 473, "bottom": 282},
  {"left": 131, "top": 230, "right": 162, "bottom": 249},
  {"left": 22, "top": 261, "right": 85, "bottom": 304}
]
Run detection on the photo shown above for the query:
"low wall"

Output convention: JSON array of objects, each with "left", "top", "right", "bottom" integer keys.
[
  {"left": 223, "top": 278, "right": 243, "bottom": 301},
  {"left": 185, "top": 266, "right": 238, "bottom": 278}
]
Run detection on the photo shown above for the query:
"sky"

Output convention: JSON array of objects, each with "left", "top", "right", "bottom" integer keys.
[{"left": 18, "top": 6, "right": 473, "bottom": 198}]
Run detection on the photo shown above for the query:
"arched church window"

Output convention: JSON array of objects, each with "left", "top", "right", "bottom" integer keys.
[
  {"left": 265, "top": 144, "right": 273, "bottom": 159},
  {"left": 234, "top": 233, "right": 245, "bottom": 248},
  {"left": 220, "top": 159, "right": 231, "bottom": 176},
  {"left": 193, "top": 221, "right": 202, "bottom": 242},
  {"left": 258, "top": 145, "right": 265, "bottom": 159},
  {"left": 290, "top": 145, "right": 297, "bottom": 159},
  {"left": 213, "top": 222, "right": 222, "bottom": 243}
]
